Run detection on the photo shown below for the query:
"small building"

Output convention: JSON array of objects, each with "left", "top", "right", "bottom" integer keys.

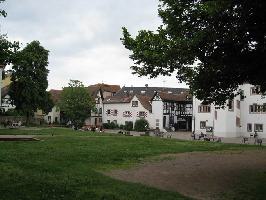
[
  {"left": 193, "top": 84, "right": 266, "bottom": 138},
  {"left": 103, "top": 86, "right": 192, "bottom": 131}
]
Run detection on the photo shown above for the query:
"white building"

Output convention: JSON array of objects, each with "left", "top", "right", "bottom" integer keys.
[
  {"left": 45, "top": 84, "right": 121, "bottom": 125},
  {"left": 103, "top": 86, "right": 192, "bottom": 131},
  {"left": 193, "top": 84, "right": 266, "bottom": 138}
]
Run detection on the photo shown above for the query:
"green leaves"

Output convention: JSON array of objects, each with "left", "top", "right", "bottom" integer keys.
[
  {"left": 122, "top": 0, "right": 266, "bottom": 105},
  {"left": 9, "top": 41, "right": 53, "bottom": 120},
  {"left": 58, "top": 80, "right": 95, "bottom": 127}
]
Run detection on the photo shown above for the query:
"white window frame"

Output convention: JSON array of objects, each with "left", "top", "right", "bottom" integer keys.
[{"left": 254, "top": 124, "right": 263, "bottom": 132}]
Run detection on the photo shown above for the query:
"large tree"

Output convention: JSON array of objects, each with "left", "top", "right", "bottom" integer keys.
[
  {"left": 9, "top": 41, "right": 53, "bottom": 123},
  {"left": 58, "top": 80, "right": 95, "bottom": 128},
  {"left": 122, "top": 0, "right": 266, "bottom": 105}
]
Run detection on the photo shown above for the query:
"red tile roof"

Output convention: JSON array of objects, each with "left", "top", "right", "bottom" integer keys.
[{"left": 49, "top": 89, "right": 62, "bottom": 103}]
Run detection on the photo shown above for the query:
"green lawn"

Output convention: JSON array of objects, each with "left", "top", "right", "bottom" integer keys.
[{"left": 0, "top": 128, "right": 264, "bottom": 200}]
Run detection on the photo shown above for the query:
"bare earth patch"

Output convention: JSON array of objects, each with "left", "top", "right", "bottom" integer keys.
[{"left": 106, "top": 150, "right": 266, "bottom": 200}]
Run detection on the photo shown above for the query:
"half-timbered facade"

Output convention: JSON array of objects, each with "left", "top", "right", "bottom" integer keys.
[{"left": 103, "top": 86, "right": 192, "bottom": 131}]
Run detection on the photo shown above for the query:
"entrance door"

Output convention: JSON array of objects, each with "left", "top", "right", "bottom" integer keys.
[
  {"left": 163, "top": 116, "right": 166, "bottom": 128},
  {"left": 95, "top": 118, "right": 98, "bottom": 126}
]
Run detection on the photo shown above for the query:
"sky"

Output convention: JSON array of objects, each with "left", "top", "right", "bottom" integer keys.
[{"left": 0, "top": 0, "right": 188, "bottom": 90}]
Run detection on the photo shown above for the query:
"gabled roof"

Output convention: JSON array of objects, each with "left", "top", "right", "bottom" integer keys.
[
  {"left": 154, "top": 91, "right": 192, "bottom": 102},
  {"left": 49, "top": 89, "right": 62, "bottom": 103},
  {"left": 115, "top": 86, "right": 189, "bottom": 97},
  {"left": 87, "top": 83, "right": 121, "bottom": 98},
  {"left": 136, "top": 95, "right": 152, "bottom": 111},
  {"left": 103, "top": 95, "right": 134, "bottom": 104},
  {"left": 89, "top": 83, "right": 120, "bottom": 93}
]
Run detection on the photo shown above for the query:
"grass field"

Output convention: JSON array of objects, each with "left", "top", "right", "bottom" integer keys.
[{"left": 0, "top": 128, "right": 264, "bottom": 200}]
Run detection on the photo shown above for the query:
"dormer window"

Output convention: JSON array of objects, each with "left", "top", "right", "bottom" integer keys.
[
  {"left": 141, "top": 91, "right": 146, "bottom": 94},
  {"left": 132, "top": 101, "right": 138, "bottom": 107}
]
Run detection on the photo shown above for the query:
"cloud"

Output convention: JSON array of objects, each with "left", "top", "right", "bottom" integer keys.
[{"left": 1, "top": 0, "right": 188, "bottom": 90}]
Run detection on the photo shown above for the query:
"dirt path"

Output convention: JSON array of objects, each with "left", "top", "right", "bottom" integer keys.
[{"left": 106, "top": 150, "right": 266, "bottom": 200}]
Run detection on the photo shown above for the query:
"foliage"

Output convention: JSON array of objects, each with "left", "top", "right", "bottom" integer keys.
[
  {"left": 0, "top": 1, "right": 19, "bottom": 65},
  {"left": 0, "top": 35, "right": 19, "bottom": 66},
  {"left": 103, "top": 122, "right": 119, "bottom": 129},
  {"left": 121, "top": 1, "right": 266, "bottom": 105},
  {"left": 58, "top": 80, "right": 95, "bottom": 128},
  {"left": 0, "top": 128, "right": 263, "bottom": 200},
  {"left": 0, "top": 0, "right": 7, "bottom": 17},
  {"left": 119, "top": 124, "right": 125, "bottom": 130},
  {"left": 125, "top": 121, "right": 133, "bottom": 131},
  {"left": 9, "top": 41, "right": 53, "bottom": 123},
  {"left": 134, "top": 118, "right": 149, "bottom": 132}
]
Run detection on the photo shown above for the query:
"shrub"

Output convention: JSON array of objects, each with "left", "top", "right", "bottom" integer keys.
[
  {"left": 119, "top": 124, "right": 125, "bottom": 130},
  {"left": 124, "top": 121, "right": 133, "bottom": 131},
  {"left": 134, "top": 118, "right": 149, "bottom": 132},
  {"left": 103, "top": 123, "right": 110, "bottom": 129}
]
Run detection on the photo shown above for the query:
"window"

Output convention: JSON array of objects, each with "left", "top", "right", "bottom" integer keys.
[
  {"left": 236, "top": 100, "right": 240, "bottom": 109},
  {"left": 132, "top": 101, "right": 138, "bottom": 107},
  {"left": 156, "top": 119, "right": 159, "bottom": 127},
  {"left": 113, "top": 109, "right": 118, "bottom": 116},
  {"left": 198, "top": 105, "right": 211, "bottom": 113},
  {"left": 240, "top": 90, "right": 245, "bottom": 101},
  {"left": 236, "top": 117, "right": 240, "bottom": 127},
  {"left": 107, "top": 109, "right": 111, "bottom": 115},
  {"left": 250, "top": 104, "right": 266, "bottom": 114},
  {"left": 48, "top": 116, "right": 51, "bottom": 122},
  {"left": 107, "top": 120, "right": 110, "bottom": 124},
  {"left": 138, "top": 111, "right": 146, "bottom": 118},
  {"left": 123, "top": 111, "right": 132, "bottom": 117},
  {"left": 254, "top": 124, "right": 263, "bottom": 132},
  {"left": 99, "top": 118, "right": 102, "bottom": 123},
  {"left": 247, "top": 123, "right": 252, "bottom": 132},
  {"left": 251, "top": 86, "right": 261, "bottom": 95},
  {"left": 99, "top": 108, "right": 102, "bottom": 114},
  {"left": 215, "top": 110, "right": 217, "bottom": 120},
  {"left": 228, "top": 100, "right": 234, "bottom": 111},
  {"left": 200, "top": 121, "right": 206, "bottom": 129}
]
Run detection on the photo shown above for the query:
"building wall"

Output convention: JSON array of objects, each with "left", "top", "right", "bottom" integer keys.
[
  {"left": 1, "top": 94, "right": 16, "bottom": 112},
  {"left": 193, "top": 84, "right": 266, "bottom": 138},
  {"left": 103, "top": 96, "right": 152, "bottom": 128},
  {"left": 44, "top": 106, "right": 60, "bottom": 124},
  {"left": 150, "top": 99, "right": 163, "bottom": 130},
  {"left": 85, "top": 91, "right": 103, "bottom": 126}
]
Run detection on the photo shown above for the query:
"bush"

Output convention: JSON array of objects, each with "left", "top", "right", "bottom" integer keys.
[
  {"left": 103, "top": 123, "right": 110, "bottom": 129},
  {"left": 103, "top": 122, "right": 119, "bottom": 129},
  {"left": 124, "top": 121, "right": 133, "bottom": 131},
  {"left": 134, "top": 118, "right": 149, "bottom": 132},
  {"left": 119, "top": 124, "right": 125, "bottom": 130}
]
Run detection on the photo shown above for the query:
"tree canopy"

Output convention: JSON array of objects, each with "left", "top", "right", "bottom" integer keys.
[
  {"left": 121, "top": 0, "right": 266, "bottom": 105},
  {"left": 58, "top": 80, "right": 95, "bottom": 128},
  {"left": 9, "top": 41, "right": 53, "bottom": 122}
]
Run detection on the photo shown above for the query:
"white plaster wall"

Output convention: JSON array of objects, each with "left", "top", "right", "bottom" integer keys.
[
  {"left": 103, "top": 96, "right": 152, "bottom": 128},
  {"left": 192, "top": 97, "right": 215, "bottom": 135},
  {"left": 239, "top": 84, "right": 266, "bottom": 138},
  {"left": 1, "top": 95, "right": 16, "bottom": 112},
  {"left": 150, "top": 100, "right": 163, "bottom": 130},
  {"left": 193, "top": 84, "right": 266, "bottom": 138},
  {"left": 44, "top": 106, "right": 60, "bottom": 123}
]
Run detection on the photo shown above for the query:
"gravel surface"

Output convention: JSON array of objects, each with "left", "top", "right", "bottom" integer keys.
[{"left": 106, "top": 150, "right": 266, "bottom": 200}]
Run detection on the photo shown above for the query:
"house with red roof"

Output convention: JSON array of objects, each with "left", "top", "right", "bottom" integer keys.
[{"left": 103, "top": 86, "right": 192, "bottom": 131}]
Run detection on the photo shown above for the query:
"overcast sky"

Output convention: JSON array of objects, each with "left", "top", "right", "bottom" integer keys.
[{"left": 1, "top": 0, "right": 187, "bottom": 90}]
